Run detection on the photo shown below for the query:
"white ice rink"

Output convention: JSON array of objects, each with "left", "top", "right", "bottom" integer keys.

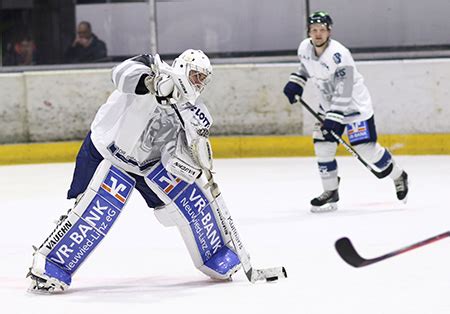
[{"left": 1, "top": 156, "right": 449, "bottom": 314}]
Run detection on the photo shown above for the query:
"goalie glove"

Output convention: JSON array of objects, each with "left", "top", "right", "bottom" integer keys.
[{"left": 190, "top": 135, "right": 213, "bottom": 171}]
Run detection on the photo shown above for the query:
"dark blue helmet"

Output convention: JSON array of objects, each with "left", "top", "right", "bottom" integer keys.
[{"left": 308, "top": 11, "right": 333, "bottom": 30}]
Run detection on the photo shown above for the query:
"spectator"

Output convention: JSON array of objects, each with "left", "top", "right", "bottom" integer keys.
[
  {"left": 64, "top": 21, "right": 107, "bottom": 63},
  {"left": 3, "top": 35, "right": 36, "bottom": 66}
]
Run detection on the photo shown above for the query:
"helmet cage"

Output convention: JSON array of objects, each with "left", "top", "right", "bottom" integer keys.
[{"left": 188, "top": 65, "right": 211, "bottom": 93}]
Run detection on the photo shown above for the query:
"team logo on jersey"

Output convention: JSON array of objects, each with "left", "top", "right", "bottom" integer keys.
[{"left": 333, "top": 53, "right": 342, "bottom": 64}]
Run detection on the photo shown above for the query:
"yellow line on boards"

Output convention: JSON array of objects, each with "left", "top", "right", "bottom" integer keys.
[{"left": 0, "top": 134, "right": 449, "bottom": 165}]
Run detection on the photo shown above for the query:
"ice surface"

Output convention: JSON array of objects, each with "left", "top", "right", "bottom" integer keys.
[{"left": 1, "top": 156, "right": 449, "bottom": 314}]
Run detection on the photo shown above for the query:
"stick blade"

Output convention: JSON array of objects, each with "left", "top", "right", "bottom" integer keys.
[
  {"left": 372, "top": 163, "right": 393, "bottom": 179},
  {"left": 335, "top": 237, "right": 368, "bottom": 268},
  {"left": 248, "top": 267, "right": 288, "bottom": 283}
]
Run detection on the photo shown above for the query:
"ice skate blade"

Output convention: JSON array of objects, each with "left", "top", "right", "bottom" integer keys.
[
  {"left": 401, "top": 195, "right": 408, "bottom": 204},
  {"left": 310, "top": 203, "right": 338, "bottom": 213},
  {"left": 27, "top": 283, "right": 64, "bottom": 294},
  {"left": 27, "top": 286, "right": 55, "bottom": 295}
]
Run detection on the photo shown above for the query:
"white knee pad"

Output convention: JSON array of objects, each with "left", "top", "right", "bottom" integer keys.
[
  {"left": 314, "top": 141, "right": 338, "bottom": 162},
  {"left": 30, "top": 160, "right": 135, "bottom": 288},
  {"left": 146, "top": 162, "right": 241, "bottom": 280}
]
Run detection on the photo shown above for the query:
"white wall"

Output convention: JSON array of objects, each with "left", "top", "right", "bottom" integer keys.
[
  {"left": 74, "top": 0, "right": 450, "bottom": 57},
  {"left": 75, "top": 0, "right": 306, "bottom": 56},
  {"left": 0, "top": 73, "right": 27, "bottom": 142},
  {"left": 1, "top": 58, "right": 449, "bottom": 144},
  {"left": 311, "top": 0, "right": 450, "bottom": 48}
]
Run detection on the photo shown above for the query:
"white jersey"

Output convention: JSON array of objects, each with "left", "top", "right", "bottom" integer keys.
[
  {"left": 296, "top": 38, "right": 373, "bottom": 124},
  {"left": 90, "top": 55, "right": 213, "bottom": 175}
]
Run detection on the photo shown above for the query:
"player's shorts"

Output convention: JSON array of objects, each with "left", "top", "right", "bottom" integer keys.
[
  {"left": 67, "top": 132, "right": 164, "bottom": 208},
  {"left": 346, "top": 115, "right": 378, "bottom": 146}
]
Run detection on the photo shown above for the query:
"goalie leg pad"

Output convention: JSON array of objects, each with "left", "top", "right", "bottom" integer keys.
[
  {"left": 29, "top": 160, "right": 135, "bottom": 291},
  {"left": 146, "top": 162, "right": 240, "bottom": 280}
]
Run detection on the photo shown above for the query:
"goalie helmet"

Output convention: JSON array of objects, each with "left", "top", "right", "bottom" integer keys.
[
  {"left": 172, "top": 49, "right": 212, "bottom": 101},
  {"left": 308, "top": 11, "right": 333, "bottom": 30}
]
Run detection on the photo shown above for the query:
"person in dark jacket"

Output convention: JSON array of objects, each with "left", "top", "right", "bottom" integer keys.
[
  {"left": 3, "top": 35, "right": 37, "bottom": 66},
  {"left": 64, "top": 21, "right": 107, "bottom": 63}
]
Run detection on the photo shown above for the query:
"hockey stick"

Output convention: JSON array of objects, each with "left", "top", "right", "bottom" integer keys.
[
  {"left": 213, "top": 193, "right": 287, "bottom": 282},
  {"left": 335, "top": 231, "right": 450, "bottom": 267},
  {"left": 159, "top": 79, "right": 287, "bottom": 282},
  {"left": 296, "top": 97, "right": 393, "bottom": 179}
]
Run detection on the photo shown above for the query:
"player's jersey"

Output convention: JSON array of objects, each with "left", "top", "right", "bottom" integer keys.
[
  {"left": 296, "top": 38, "right": 373, "bottom": 123},
  {"left": 90, "top": 55, "right": 213, "bottom": 175}
]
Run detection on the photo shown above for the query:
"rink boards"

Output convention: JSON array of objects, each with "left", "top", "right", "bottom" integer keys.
[{"left": 0, "top": 133, "right": 449, "bottom": 165}]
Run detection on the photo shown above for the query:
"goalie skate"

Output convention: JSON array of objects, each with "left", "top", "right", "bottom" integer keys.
[
  {"left": 27, "top": 244, "right": 69, "bottom": 294},
  {"left": 310, "top": 189, "right": 339, "bottom": 213},
  {"left": 27, "top": 268, "right": 68, "bottom": 294}
]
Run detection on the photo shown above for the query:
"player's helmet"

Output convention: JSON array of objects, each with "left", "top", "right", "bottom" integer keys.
[
  {"left": 172, "top": 49, "right": 212, "bottom": 96},
  {"left": 308, "top": 11, "right": 333, "bottom": 30}
]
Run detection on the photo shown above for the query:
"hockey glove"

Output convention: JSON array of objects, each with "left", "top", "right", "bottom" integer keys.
[
  {"left": 321, "top": 111, "right": 345, "bottom": 142},
  {"left": 283, "top": 73, "right": 306, "bottom": 104}
]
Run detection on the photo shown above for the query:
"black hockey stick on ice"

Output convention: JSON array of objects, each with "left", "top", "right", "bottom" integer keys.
[
  {"left": 296, "top": 97, "right": 392, "bottom": 179},
  {"left": 335, "top": 231, "right": 450, "bottom": 267}
]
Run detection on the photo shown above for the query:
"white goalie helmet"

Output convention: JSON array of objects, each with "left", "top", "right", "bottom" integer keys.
[{"left": 171, "top": 49, "right": 212, "bottom": 101}]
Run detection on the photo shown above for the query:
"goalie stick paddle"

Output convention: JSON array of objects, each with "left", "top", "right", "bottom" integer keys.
[
  {"left": 335, "top": 231, "right": 450, "bottom": 267},
  {"left": 296, "top": 97, "right": 392, "bottom": 179}
]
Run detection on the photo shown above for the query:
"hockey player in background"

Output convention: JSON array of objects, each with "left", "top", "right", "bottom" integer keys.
[
  {"left": 27, "top": 49, "right": 243, "bottom": 292},
  {"left": 283, "top": 11, "right": 409, "bottom": 213}
]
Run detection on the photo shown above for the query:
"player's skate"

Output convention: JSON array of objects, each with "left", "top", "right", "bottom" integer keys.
[
  {"left": 394, "top": 171, "right": 409, "bottom": 203},
  {"left": 310, "top": 189, "right": 339, "bottom": 213}
]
